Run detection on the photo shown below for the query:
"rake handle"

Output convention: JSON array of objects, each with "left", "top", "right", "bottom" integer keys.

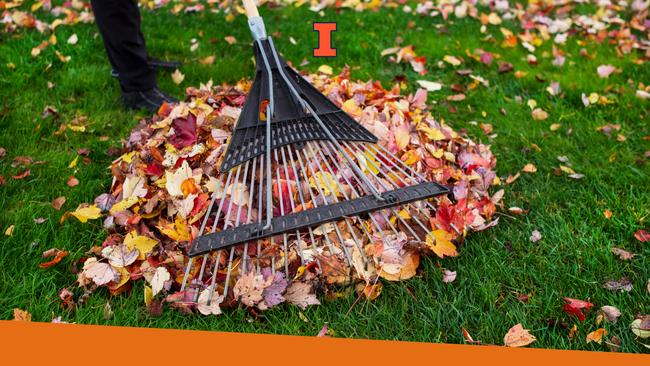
[{"left": 242, "top": 0, "right": 260, "bottom": 18}]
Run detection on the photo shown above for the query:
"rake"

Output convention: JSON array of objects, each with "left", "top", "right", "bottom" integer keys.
[{"left": 179, "top": 0, "right": 450, "bottom": 306}]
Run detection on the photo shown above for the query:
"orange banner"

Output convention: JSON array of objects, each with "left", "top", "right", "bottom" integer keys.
[{"left": 2, "top": 320, "right": 647, "bottom": 364}]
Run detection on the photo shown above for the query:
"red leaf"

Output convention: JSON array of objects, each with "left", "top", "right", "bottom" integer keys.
[
  {"left": 12, "top": 169, "right": 31, "bottom": 179},
  {"left": 0, "top": 175, "right": 6, "bottom": 185},
  {"left": 635, "top": 230, "right": 649, "bottom": 242},
  {"left": 68, "top": 175, "right": 79, "bottom": 186},
  {"left": 39, "top": 251, "right": 68, "bottom": 268},
  {"left": 563, "top": 303, "right": 586, "bottom": 322},
  {"left": 562, "top": 297, "right": 594, "bottom": 309},
  {"left": 480, "top": 52, "right": 493, "bottom": 65},
  {"left": 168, "top": 114, "right": 198, "bottom": 149}
]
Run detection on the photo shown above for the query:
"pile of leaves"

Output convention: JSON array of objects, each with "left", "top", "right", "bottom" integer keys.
[{"left": 57, "top": 65, "right": 500, "bottom": 316}]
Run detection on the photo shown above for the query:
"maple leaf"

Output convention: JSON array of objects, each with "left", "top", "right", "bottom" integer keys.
[
  {"left": 426, "top": 230, "right": 458, "bottom": 258},
  {"left": 562, "top": 297, "right": 593, "bottom": 321},
  {"left": 70, "top": 203, "right": 102, "bottom": 223},
  {"left": 52, "top": 197, "right": 66, "bottom": 210},
  {"left": 635, "top": 230, "right": 650, "bottom": 242},
  {"left": 123, "top": 231, "right": 158, "bottom": 261},
  {"left": 171, "top": 69, "right": 184, "bottom": 84},
  {"left": 284, "top": 282, "right": 320, "bottom": 310},
  {"left": 84, "top": 262, "right": 120, "bottom": 286},
  {"left": 105, "top": 244, "right": 139, "bottom": 268},
  {"left": 504, "top": 323, "right": 536, "bottom": 347},
  {"left": 169, "top": 114, "right": 198, "bottom": 149},
  {"left": 530, "top": 230, "right": 542, "bottom": 242},
  {"left": 233, "top": 271, "right": 273, "bottom": 307},
  {"left": 601, "top": 306, "right": 621, "bottom": 324},
  {"left": 197, "top": 289, "right": 224, "bottom": 316},
  {"left": 260, "top": 268, "right": 288, "bottom": 308}
]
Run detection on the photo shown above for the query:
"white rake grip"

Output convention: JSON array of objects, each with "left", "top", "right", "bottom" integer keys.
[{"left": 242, "top": 0, "right": 260, "bottom": 18}]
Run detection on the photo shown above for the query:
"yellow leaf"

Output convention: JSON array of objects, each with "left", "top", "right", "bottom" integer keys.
[
  {"left": 172, "top": 69, "right": 185, "bottom": 85},
  {"left": 342, "top": 99, "right": 361, "bottom": 117},
  {"left": 504, "top": 323, "right": 536, "bottom": 347},
  {"left": 425, "top": 230, "right": 458, "bottom": 258},
  {"left": 109, "top": 196, "right": 139, "bottom": 215},
  {"left": 527, "top": 100, "right": 537, "bottom": 109},
  {"left": 309, "top": 171, "right": 342, "bottom": 197},
  {"left": 522, "top": 163, "right": 537, "bottom": 173},
  {"left": 432, "top": 148, "right": 444, "bottom": 159},
  {"left": 514, "top": 71, "right": 527, "bottom": 78},
  {"left": 550, "top": 123, "right": 562, "bottom": 131},
  {"left": 66, "top": 124, "right": 85, "bottom": 132},
  {"left": 293, "top": 266, "right": 307, "bottom": 281},
  {"left": 487, "top": 12, "right": 502, "bottom": 25},
  {"left": 318, "top": 65, "right": 333, "bottom": 75},
  {"left": 124, "top": 231, "right": 159, "bottom": 260},
  {"left": 500, "top": 27, "right": 513, "bottom": 37},
  {"left": 71, "top": 204, "right": 101, "bottom": 223},
  {"left": 560, "top": 165, "right": 575, "bottom": 174},
  {"left": 122, "top": 151, "right": 135, "bottom": 163},
  {"left": 588, "top": 93, "right": 599, "bottom": 104},
  {"left": 617, "top": 134, "right": 627, "bottom": 142},
  {"left": 418, "top": 126, "right": 445, "bottom": 141},
  {"left": 443, "top": 55, "right": 461, "bottom": 66},
  {"left": 144, "top": 285, "right": 153, "bottom": 305},
  {"left": 531, "top": 108, "right": 549, "bottom": 120},
  {"left": 157, "top": 216, "right": 192, "bottom": 242},
  {"left": 69, "top": 156, "right": 79, "bottom": 168},
  {"left": 31, "top": 1, "right": 44, "bottom": 11},
  {"left": 586, "top": 328, "right": 607, "bottom": 344},
  {"left": 5, "top": 225, "right": 14, "bottom": 236}
]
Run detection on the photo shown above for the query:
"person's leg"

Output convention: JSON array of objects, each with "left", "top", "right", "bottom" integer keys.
[
  {"left": 91, "top": 0, "right": 179, "bottom": 110},
  {"left": 91, "top": 0, "right": 156, "bottom": 93}
]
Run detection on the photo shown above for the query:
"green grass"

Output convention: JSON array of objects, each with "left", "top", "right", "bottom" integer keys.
[{"left": 1, "top": 1, "right": 649, "bottom": 353}]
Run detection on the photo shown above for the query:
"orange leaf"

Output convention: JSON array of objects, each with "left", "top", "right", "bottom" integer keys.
[
  {"left": 586, "top": 328, "right": 607, "bottom": 344},
  {"left": 13, "top": 308, "right": 31, "bottom": 321},
  {"left": 39, "top": 251, "right": 68, "bottom": 268},
  {"left": 604, "top": 209, "right": 612, "bottom": 219},
  {"left": 12, "top": 169, "right": 31, "bottom": 179},
  {"left": 522, "top": 163, "right": 537, "bottom": 173},
  {"left": 180, "top": 178, "right": 199, "bottom": 198}
]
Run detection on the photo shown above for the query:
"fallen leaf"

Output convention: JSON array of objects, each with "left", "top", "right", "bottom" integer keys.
[
  {"left": 601, "top": 306, "right": 621, "bottom": 324},
  {"left": 597, "top": 64, "right": 616, "bottom": 78},
  {"left": 447, "top": 94, "right": 466, "bottom": 101},
  {"left": 52, "top": 197, "right": 66, "bottom": 210},
  {"left": 607, "top": 336, "right": 622, "bottom": 352},
  {"left": 530, "top": 230, "right": 542, "bottom": 243},
  {"left": 505, "top": 172, "right": 520, "bottom": 184},
  {"left": 68, "top": 175, "right": 79, "bottom": 186},
  {"left": 197, "top": 289, "right": 224, "bottom": 315},
  {"left": 13, "top": 309, "right": 31, "bottom": 321},
  {"left": 316, "top": 323, "right": 331, "bottom": 337},
  {"left": 5, "top": 225, "right": 14, "bottom": 236},
  {"left": 12, "top": 169, "right": 31, "bottom": 179},
  {"left": 171, "top": 69, "right": 185, "bottom": 85},
  {"left": 508, "top": 207, "right": 529, "bottom": 215},
  {"left": 416, "top": 80, "right": 442, "bottom": 91},
  {"left": 39, "top": 251, "right": 68, "bottom": 268},
  {"left": 106, "top": 244, "right": 139, "bottom": 267},
  {"left": 504, "top": 323, "right": 536, "bottom": 347},
  {"left": 586, "top": 329, "right": 607, "bottom": 344},
  {"left": 631, "top": 318, "right": 650, "bottom": 338},
  {"left": 84, "top": 262, "right": 120, "bottom": 286},
  {"left": 224, "top": 36, "right": 236, "bottom": 44},
  {"left": 70, "top": 203, "right": 102, "bottom": 223},
  {"left": 522, "top": 163, "right": 537, "bottom": 173},
  {"left": 318, "top": 65, "right": 333, "bottom": 75},
  {"left": 443, "top": 55, "right": 461, "bottom": 66},
  {"left": 603, "top": 209, "right": 612, "bottom": 219},
  {"left": 442, "top": 269, "right": 457, "bottom": 283},
  {"left": 531, "top": 108, "right": 548, "bottom": 120},
  {"left": 603, "top": 277, "right": 632, "bottom": 292},
  {"left": 611, "top": 247, "right": 636, "bottom": 260},
  {"left": 123, "top": 231, "right": 158, "bottom": 261},
  {"left": 634, "top": 230, "right": 649, "bottom": 242},
  {"left": 151, "top": 266, "right": 170, "bottom": 296},
  {"left": 284, "top": 282, "right": 320, "bottom": 310},
  {"left": 67, "top": 34, "right": 78, "bottom": 45}
]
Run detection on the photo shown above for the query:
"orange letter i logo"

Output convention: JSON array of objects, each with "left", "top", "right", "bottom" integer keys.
[{"left": 313, "top": 22, "right": 337, "bottom": 57}]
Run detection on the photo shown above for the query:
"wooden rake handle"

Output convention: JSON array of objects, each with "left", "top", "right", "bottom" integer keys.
[{"left": 242, "top": 0, "right": 260, "bottom": 18}]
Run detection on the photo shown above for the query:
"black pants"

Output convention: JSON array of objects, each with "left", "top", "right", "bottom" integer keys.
[{"left": 90, "top": 0, "right": 157, "bottom": 93}]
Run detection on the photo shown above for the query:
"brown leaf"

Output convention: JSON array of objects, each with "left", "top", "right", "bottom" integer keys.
[
  {"left": 284, "top": 282, "right": 320, "bottom": 310},
  {"left": 442, "top": 269, "right": 457, "bottom": 283},
  {"left": 42, "top": 248, "right": 62, "bottom": 258},
  {"left": 508, "top": 207, "right": 529, "bottom": 215},
  {"left": 447, "top": 94, "right": 466, "bottom": 101},
  {"left": 603, "top": 277, "right": 632, "bottom": 292},
  {"left": 611, "top": 247, "right": 637, "bottom": 260},
  {"left": 601, "top": 306, "right": 622, "bottom": 324},
  {"left": 11, "top": 156, "right": 33, "bottom": 167},
  {"left": 505, "top": 172, "right": 520, "bottom": 184},
  {"left": 498, "top": 61, "right": 514, "bottom": 74},
  {"left": 76, "top": 148, "right": 91, "bottom": 155},
  {"left": 504, "top": 323, "right": 537, "bottom": 347},
  {"left": 13, "top": 308, "right": 31, "bottom": 321},
  {"left": 316, "top": 323, "right": 331, "bottom": 337},
  {"left": 586, "top": 328, "right": 607, "bottom": 344},
  {"left": 52, "top": 197, "right": 66, "bottom": 210},
  {"left": 607, "top": 335, "right": 621, "bottom": 352}
]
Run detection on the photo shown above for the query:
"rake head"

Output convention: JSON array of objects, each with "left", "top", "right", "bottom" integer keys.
[{"left": 180, "top": 17, "right": 450, "bottom": 305}]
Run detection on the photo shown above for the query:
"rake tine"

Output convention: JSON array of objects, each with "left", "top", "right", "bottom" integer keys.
[
  {"left": 343, "top": 141, "right": 436, "bottom": 243},
  {"left": 304, "top": 141, "right": 369, "bottom": 268},
  {"left": 206, "top": 249, "right": 221, "bottom": 305},
  {"left": 192, "top": 254, "right": 209, "bottom": 302},
  {"left": 257, "top": 155, "right": 264, "bottom": 275},
  {"left": 220, "top": 161, "right": 246, "bottom": 298},
  {"left": 293, "top": 145, "right": 353, "bottom": 266},
  {"left": 274, "top": 148, "right": 293, "bottom": 278}
]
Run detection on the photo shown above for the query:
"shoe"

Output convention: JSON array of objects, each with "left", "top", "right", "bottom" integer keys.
[
  {"left": 121, "top": 86, "right": 180, "bottom": 111},
  {"left": 110, "top": 56, "right": 183, "bottom": 78}
]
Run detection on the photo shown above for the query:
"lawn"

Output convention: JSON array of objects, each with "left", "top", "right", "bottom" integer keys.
[{"left": 1, "top": 0, "right": 649, "bottom": 353}]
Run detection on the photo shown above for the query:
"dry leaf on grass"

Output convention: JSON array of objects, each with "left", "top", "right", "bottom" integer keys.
[
  {"left": 151, "top": 266, "right": 170, "bottom": 296},
  {"left": 601, "top": 306, "right": 621, "bottom": 324},
  {"left": 586, "top": 328, "right": 607, "bottom": 344},
  {"left": 284, "top": 282, "right": 320, "bottom": 310},
  {"left": 611, "top": 247, "right": 636, "bottom": 260},
  {"left": 13, "top": 308, "right": 31, "bottom": 321},
  {"left": 84, "top": 262, "right": 120, "bottom": 286},
  {"left": 504, "top": 323, "right": 536, "bottom": 347}
]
